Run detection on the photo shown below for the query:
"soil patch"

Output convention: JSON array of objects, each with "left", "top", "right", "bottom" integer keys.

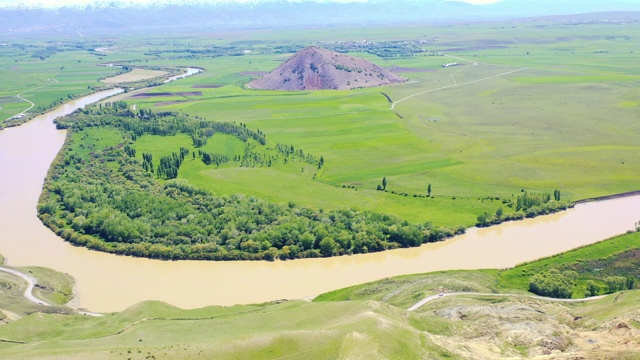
[
  {"left": 132, "top": 91, "right": 202, "bottom": 98},
  {"left": 192, "top": 84, "right": 223, "bottom": 89},
  {"left": 238, "top": 71, "right": 269, "bottom": 76},
  {"left": 0, "top": 96, "right": 21, "bottom": 105},
  {"left": 101, "top": 69, "right": 168, "bottom": 84},
  {"left": 387, "top": 66, "right": 435, "bottom": 73},
  {"left": 439, "top": 45, "right": 508, "bottom": 52},
  {"left": 154, "top": 100, "right": 194, "bottom": 107}
]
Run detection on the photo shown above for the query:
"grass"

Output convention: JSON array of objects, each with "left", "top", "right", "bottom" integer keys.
[
  {"left": 0, "top": 46, "right": 118, "bottom": 122},
  {"left": 498, "top": 231, "right": 640, "bottom": 297},
  {"left": 316, "top": 231, "right": 640, "bottom": 306},
  {"left": 0, "top": 270, "right": 44, "bottom": 317},
  {"left": 2, "top": 19, "right": 640, "bottom": 359},
  {"left": 3, "top": 19, "right": 630, "bottom": 239},
  {"left": 101, "top": 69, "right": 168, "bottom": 84},
  {"left": 19, "top": 266, "right": 75, "bottom": 306},
  {"left": 0, "top": 299, "right": 445, "bottom": 359},
  {"left": 315, "top": 269, "right": 502, "bottom": 309},
  {"left": 132, "top": 127, "right": 498, "bottom": 226},
  {"left": 0, "top": 267, "right": 70, "bottom": 318},
  {"left": 105, "top": 21, "right": 640, "bottom": 229}
]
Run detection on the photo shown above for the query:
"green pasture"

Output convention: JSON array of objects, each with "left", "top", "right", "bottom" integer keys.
[
  {"left": 0, "top": 291, "right": 438, "bottom": 359},
  {"left": 19, "top": 266, "right": 75, "bottom": 306},
  {"left": 0, "top": 97, "right": 27, "bottom": 121},
  {"left": 3, "top": 20, "right": 640, "bottom": 229},
  {"left": 133, "top": 131, "right": 496, "bottom": 226},
  {"left": 123, "top": 23, "right": 640, "bottom": 227},
  {"left": 0, "top": 47, "right": 119, "bottom": 121},
  {"left": 3, "top": 19, "right": 640, "bottom": 359}
]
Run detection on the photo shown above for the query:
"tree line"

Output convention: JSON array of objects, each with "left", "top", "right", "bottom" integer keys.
[
  {"left": 476, "top": 190, "right": 569, "bottom": 227},
  {"left": 529, "top": 269, "right": 637, "bottom": 299}
]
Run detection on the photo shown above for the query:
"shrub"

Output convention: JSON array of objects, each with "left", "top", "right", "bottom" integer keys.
[{"left": 529, "top": 271, "right": 574, "bottom": 298}]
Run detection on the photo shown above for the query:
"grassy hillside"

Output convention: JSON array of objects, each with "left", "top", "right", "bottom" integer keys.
[
  {"left": 1, "top": 231, "right": 639, "bottom": 359},
  {"left": 2, "top": 293, "right": 638, "bottom": 359},
  {"left": 317, "top": 231, "right": 640, "bottom": 306}
]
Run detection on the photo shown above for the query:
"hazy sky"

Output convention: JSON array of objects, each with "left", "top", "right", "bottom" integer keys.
[{"left": 0, "top": 0, "right": 504, "bottom": 9}]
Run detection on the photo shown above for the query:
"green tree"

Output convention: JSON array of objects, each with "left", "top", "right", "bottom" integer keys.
[
  {"left": 563, "top": 270, "right": 578, "bottom": 281},
  {"left": 585, "top": 280, "right": 599, "bottom": 297},
  {"left": 319, "top": 237, "right": 337, "bottom": 257},
  {"left": 606, "top": 276, "right": 626, "bottom": 293},
  {"left": 528, "top": 270, "right": 574, "bottom": 298},
  {"left": 495, "top": 207, "right": 503, "bottom": 218},
  {"left": 626, "top": 276, "right": 637, "bottom": 290},
  {"left": 299, "top": 232, "right": 315, "bottom": 251},
  {"left": 427, "top": 183, "right": 432, "bottom": 197},
  {"left": 382, "top": 177, "right": 387, "bottom": 190},
  {"left": 477, "top": 212, "right": 489, "bottom": 226}
]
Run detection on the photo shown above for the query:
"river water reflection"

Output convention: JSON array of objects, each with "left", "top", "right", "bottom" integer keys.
[{"left": 1, "top": 88, "right": 639, "bottom": 312}]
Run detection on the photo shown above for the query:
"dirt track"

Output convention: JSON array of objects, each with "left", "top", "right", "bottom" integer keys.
[
  {"left": 408, "top": 291, "right": 607, "bottom": 311},
  {"left": 0, "top": 266, "right": 51, "bottom": 306}
]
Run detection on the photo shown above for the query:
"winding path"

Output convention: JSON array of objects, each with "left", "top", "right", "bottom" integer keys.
[
  {"left": 0, "top": 266, "right": 51, "bottom": 307},
  {"left": 3, "top": 78, "right": 58, "bottom": 122},
  {"left": 0, "top": 264, "right": 104, "bottom": 316},
  {"left": 407, "top": 292, "right": 607, "bottom": 311}
]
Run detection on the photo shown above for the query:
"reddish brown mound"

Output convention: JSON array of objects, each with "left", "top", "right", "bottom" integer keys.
[{"left": 248, "top": 47, "right": 405, "bottom": 91}]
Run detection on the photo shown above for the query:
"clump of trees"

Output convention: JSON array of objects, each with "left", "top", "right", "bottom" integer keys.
[
  {"left": 200, "top": 151, "right": 230, "bottom": 167},
  {"left": 605, "top": 276, "right": 636, "bottom": 293},
  {"left": 156, "top": 148, "right": 189, "bottom": 179},
  {"left": 476, "top": 191, "right": 569, "bottom": 227},
  {"left": 528, "top": 269, "right": 576, "bottom": 298},
  {"left": 529, "top": 271, "right": 637, "bottom": 299},
  {"left": 584, "top": 276, "right": 637, "bottom": 297},
  {"left": 39, "top": 102, "right": 465, "bottom": 261}
]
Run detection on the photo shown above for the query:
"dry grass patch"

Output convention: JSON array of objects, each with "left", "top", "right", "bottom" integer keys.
[{"left": 102, "top": 69, "right": 167, "bottom": 84}]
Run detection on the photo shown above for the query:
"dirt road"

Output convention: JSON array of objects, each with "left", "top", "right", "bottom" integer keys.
[
  {"left": 408, "top": 292, "right": 607, "bottom": 311},
  {"left": 0, "top": 266, "right": 51, "bottom": 306}
]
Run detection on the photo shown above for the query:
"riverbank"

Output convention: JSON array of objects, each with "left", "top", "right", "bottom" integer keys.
[
  {"left": 1, "top": 240, "right": 638, "bottom": 359},
  {"left": 575, "top": 189, "right": 640, "bottom": 204}
]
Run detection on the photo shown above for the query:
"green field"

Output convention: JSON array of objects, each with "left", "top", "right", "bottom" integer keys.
[
  {"left": 0, "top": 43, "right": 119, "bottom": 124},
  {"left": 2, "top": 14, "right": 640, "bottom": 360},
  {"left": 110, "top": 21, "right": 640, "bottom": 229},
  {"left": 0, "top": 19, "right": 634, "bottom": 248}
]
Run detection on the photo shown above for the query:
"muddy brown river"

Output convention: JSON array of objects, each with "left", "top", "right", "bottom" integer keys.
[{"left": 1, "top": 89, "right": 639, "bottom": 313}]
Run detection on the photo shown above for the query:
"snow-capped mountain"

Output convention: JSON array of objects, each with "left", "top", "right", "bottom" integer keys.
[{"left": 1, "top": 0, "right": 639, "bottom": 34}]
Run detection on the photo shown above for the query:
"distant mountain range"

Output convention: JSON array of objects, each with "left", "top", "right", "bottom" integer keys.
[{"left": 2, "top": 0, "right": 640, "bottom": 34}]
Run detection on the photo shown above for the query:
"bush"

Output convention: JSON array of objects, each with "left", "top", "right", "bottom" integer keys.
[
  {"left": 585, "top": 280, "right": 599, "bottom": 297},
  {"left": 529, "top": 271, "right": 574, "bottom": 298}
]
